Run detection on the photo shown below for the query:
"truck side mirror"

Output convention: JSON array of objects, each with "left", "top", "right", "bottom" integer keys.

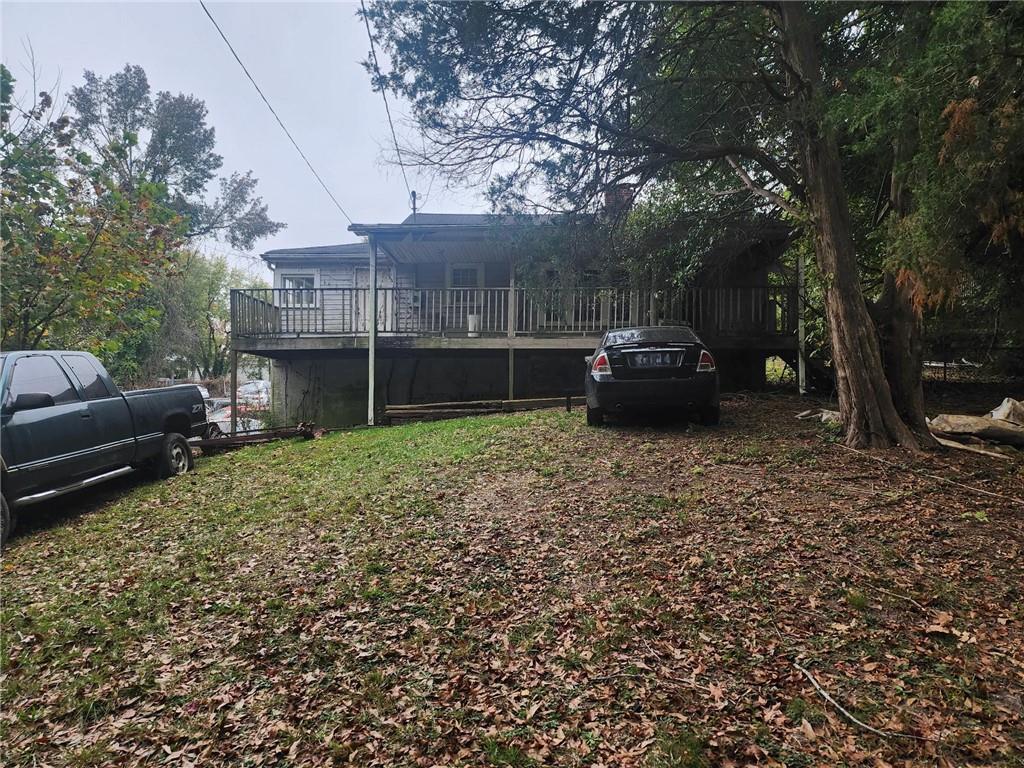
[{"left": 9, "top": 392, "right": 56, "bottom": 412}]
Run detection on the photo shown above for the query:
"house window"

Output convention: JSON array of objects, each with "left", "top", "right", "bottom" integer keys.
[
  {"left": 281, "top": 275, "right": 315, "bottom": 306},
  {"left": 450, "top": 266, "right": 481, "bottom": 289}
]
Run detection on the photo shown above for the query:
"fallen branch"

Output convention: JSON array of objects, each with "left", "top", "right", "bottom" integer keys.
[
  {"left": 846, "top": 564, "right": 927, "bottom": 611},
  {"left": 932, "top": 435, "right": 1010, "bottom": 460},
  {"left": 836, "top": 444, "right": 1024, "bottom": 507},
  {"left": 793, "top": 662, "right": 937, "bottom": 742},
  {"left": 861, "top": 583, "right": 926, "bottom": 612}
]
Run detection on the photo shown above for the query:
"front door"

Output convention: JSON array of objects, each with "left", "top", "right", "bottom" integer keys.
[
  {"left": 448, "top": 264, "right": 483, "bottom": 332},
  {"left": 355, "top": 266, "right": 395, "bottom": 333}
]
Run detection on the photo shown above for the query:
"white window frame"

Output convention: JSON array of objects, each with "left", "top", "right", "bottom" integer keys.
[{"left": 279, "top": 272, "right": 318, "bottom": 307}]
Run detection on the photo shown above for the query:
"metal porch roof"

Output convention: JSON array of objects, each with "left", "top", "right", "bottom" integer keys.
[
  {"left": 348, "top": 212, "right": 567, "bottom": 264},
  {"left": 260, "top": 242, "right": 368, "bottom": 263}
]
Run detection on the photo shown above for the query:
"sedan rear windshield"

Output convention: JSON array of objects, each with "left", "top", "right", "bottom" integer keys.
[{"left": 604, "top": 327, "right": 698, "bottom": 346}]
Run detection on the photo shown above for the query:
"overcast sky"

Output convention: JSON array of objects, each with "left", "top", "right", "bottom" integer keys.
[{"left": 2, "top": 1, "right": 482, "bottom": 278}]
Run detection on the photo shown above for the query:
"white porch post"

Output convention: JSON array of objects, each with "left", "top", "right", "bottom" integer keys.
[
  {"left": 797, "top": 249, "right": 807, "bottom": 395},
  {"left": 507, "top": 260, "right": 515, "bottom": 400},
  {"left": 507, "top": 263, "right": 516, "bottom": 338},
  {"left": 229, "top": 349, "right": 238, "bottom": 435},
  {"left": 368, "top": 237, "right": 378, "bottom": 424}
]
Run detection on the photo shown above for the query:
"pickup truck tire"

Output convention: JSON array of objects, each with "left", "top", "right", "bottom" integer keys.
[
  {"left": 1, "top": 495, "right": 11, "bottom": 549},
  {"left": 157, "top": 433, "right": 194, "bottom": 478}
]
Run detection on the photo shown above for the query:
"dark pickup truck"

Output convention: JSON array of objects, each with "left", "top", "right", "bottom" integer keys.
[{"left": 1, "top": 351, "right": 207, "bottom": 545}]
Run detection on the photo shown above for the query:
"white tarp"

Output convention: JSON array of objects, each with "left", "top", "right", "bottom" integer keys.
[{"left": 989, "top": 397, "right": 1024, "bottom": 426}]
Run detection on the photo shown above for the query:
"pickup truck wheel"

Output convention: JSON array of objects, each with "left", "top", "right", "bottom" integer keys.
[
  {"left": 158, "top": 433, "right": 194, "bottom": 478},
  {"left": 1, "top": 495, "right": 11, "bottom": 549}
]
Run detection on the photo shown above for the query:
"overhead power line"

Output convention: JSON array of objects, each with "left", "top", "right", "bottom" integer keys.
[
  {"left": 359, "top": 0, "right": 413, "bottom": 207},
  {"left": 198, "top": 0, "right": 354, "bottom": 225}
]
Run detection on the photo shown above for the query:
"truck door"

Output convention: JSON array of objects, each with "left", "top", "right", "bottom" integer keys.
[
  {"left": 62, "top": 354, "right": 135, "bottom": 469},
  {"left": 1, "top": 355, "right": 103, "bottom": 497}
]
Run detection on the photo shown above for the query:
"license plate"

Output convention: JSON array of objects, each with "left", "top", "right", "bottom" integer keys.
[{"left": 631, "top": 351, "right": 676, "bottom": 368}]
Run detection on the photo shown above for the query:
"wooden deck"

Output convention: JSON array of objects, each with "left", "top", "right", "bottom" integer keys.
[{"left": 231, "top": 285, "right": 798, "bottom": 353}]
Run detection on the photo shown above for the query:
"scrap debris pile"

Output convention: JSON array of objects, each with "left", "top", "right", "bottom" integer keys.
[
  {"left": 192, "top": 421, "right": 326, "bottom": 453},
  {"left": 798, "top": 398, "right": 1024, "bottom": 458},
  {"left": 929, "top": 397, "right": 1024, "bottom": 458}
]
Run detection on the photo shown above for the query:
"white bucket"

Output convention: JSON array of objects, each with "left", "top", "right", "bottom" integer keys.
[{"left": 467, "top": 314, "right": 481, "bottom": 337}]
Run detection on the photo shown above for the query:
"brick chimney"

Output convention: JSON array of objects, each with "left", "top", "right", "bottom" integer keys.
[{"left": 603, "top": 184, "right": 635, "bottom": 215}]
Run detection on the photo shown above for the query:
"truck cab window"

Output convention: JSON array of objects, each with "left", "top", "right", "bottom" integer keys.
[
  {"left": 8, "top": 356, "right": 80, "bottom": 405},
  {"left": 62, "top": 355, "right": 114, "bottom": 400}
]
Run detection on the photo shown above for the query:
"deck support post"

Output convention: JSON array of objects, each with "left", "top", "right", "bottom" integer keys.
[
  {"left": 229, "top": 349, "right": 238, "bottom": 435},
  {"left": 797, "top": 249, "right": 807, "bottom": 395},
  {"left": 508, "top": 348, "right": 515, "bottom": 401},
  {"left": 507, "top": 260, "right": 516, "bottom": 400},
  {"left": 368, "top": 237, "right": 378, "bottom": 425}
]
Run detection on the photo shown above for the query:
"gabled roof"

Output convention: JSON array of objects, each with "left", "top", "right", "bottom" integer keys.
[
  {"left": 349, "top": 211, "right": 562, "bottom": 235},
  {"left": 261, "top": 212, "right": 571, "bottom": 265},
  {"left": 397, "top": 212, "right": 559, "bottom": 226},
  {"left": 261, "top": 242, "right": 368, "bottom": 263}
]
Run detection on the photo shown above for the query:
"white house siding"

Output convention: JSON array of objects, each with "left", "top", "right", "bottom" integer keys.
[
  {"left": 394, "top": 265, "right": 417, "bottom": 332},
  {"left": 320, "top": 264, "right": 357, "bottom": 333},
  {"left": 272, "top": 262, "right": 361, "bottom": 334},
  {"left": 272, "top": 266, "right": 318, "bottom": 334},
  {"left": 269, "top": 258, "right": 512, "bottom": 335}
]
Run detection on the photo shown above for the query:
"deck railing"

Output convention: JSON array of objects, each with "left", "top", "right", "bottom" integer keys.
[{"left": 230, "top": 285, "right": 797, "bottom": 339}]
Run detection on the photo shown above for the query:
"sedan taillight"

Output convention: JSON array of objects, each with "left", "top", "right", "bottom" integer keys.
[
  {"left": 697, "top": 350, "right": 716, "bottom": 372},
  {"left": 592, "top": 353, "right": 611, "bottom": 375}
]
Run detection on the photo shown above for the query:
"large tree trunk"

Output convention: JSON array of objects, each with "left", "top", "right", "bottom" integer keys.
[
  {"left": 874, "top": 272, "right": 936, "bottom": 444},
  {"left": 873, "top": 96, "right": 938, "bottom": 447},
  {"left": 778, "top": 3, "right": 920, "bottom": 450}
]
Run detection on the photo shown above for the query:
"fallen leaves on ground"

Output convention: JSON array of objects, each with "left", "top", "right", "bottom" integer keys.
[{"left": 2, "top": 394, "right": 1022, "bottom": 766}]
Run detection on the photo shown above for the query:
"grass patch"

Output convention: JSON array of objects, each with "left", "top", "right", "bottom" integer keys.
[
  {"left": 482, "top": 736, "right": 537, "bottom": 767},
  {"left": 846, "top": 589, "right": 870, "bottom": 612},
  {"left": 647, "top": 725, "right": 710, "bottom": 768}
]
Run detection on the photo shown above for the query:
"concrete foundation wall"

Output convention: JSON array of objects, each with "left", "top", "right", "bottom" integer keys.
[
  {"left": 270, "top": 348, "right": 769, "bottom": 428},
  {"left": 271, "top": 350, "right": 588, "bottom": 427}
]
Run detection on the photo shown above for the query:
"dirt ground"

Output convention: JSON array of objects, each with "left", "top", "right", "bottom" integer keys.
[{"left": 2, "top": 392, "right": 1022, "bottom": 767}]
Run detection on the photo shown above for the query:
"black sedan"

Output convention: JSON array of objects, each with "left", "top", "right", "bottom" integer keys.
[{"left": 584, "top": 326, "right": 720, "bottom": 426}]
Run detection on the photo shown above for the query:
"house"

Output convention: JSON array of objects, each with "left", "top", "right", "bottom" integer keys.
[{"left": 230, "top": 213, "right": 801, "bottom": 428}]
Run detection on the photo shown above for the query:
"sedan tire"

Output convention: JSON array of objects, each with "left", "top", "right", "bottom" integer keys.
[
  {"left": 586, "top": 405, "right": 605, "bottom": 427},
  {"left": 700, "top": 405, "right": 721, "bottom": 426}
]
